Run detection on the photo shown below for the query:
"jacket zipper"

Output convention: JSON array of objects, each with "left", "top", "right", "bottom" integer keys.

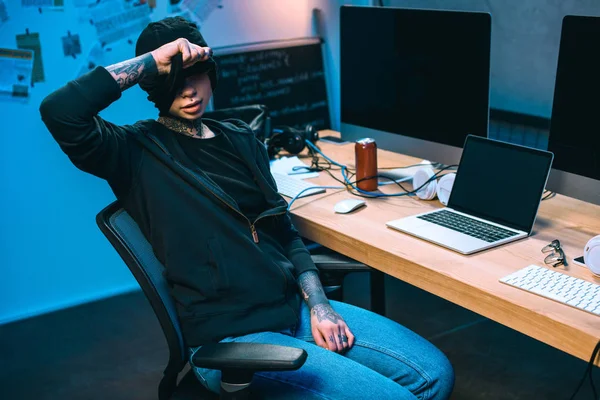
[
  {"left": 148, "top": 135, "right": 297, "bottom": 317},
  {"left": 147, "top": 136, "right": 285, "bottom": 245}
]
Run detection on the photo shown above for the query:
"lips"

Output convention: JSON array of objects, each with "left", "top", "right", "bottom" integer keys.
[{"left": 182, "top": 99, "right": 203, "bottom": 109}]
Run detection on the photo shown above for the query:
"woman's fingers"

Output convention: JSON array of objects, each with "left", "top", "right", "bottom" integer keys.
[
  {"left": 312, "top": 326, "right": 328, "bottom": 350},
  {"left": 181, "top": 43, "right": 212, "bottom": 68},
  {"left": 345, "top": 326, "right": 355, "bottom": 348},
  {"left": 177, "top": 39, "right": 192, "bottom": 64},
  {"left": 326, "top": 329, "right": 341, "bottom": 352},
  {"left": 338, "top": 326, "right": 349, "bottom": 351}
]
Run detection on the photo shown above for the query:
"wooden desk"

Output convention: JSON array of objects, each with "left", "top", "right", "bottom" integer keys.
[{"left": 290, "top": 130, "right": 600, "bottom": 365}]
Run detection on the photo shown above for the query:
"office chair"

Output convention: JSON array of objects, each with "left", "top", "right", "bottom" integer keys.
[
  {"left": 96, "top": 201, "right": 372, "bottom": 399},
  {"left": 97, "top": 202, "right": 308, "bottom": 400}
]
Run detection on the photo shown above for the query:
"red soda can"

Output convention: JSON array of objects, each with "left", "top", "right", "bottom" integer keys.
[{"left": 355, "top": 138, "right": 378, "bottom": 191}]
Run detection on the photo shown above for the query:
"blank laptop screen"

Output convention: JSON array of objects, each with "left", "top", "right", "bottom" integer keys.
[{"left": 448, "top": 136, "right": 553, "bottom": 233}]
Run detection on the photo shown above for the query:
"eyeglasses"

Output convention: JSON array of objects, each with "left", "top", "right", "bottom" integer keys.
[{"left": 542, "top": 239, "right": 567, "bottom": 267}]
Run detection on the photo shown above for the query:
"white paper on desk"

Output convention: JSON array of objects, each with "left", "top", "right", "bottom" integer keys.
[
  {"left": 0, "top": 48, "right": 33, "bottom": 97},
  {"left": 270, "top": 156, "right": 319, "bottom": 179}
]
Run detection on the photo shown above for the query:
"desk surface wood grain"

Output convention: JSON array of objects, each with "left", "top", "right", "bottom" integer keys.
[{"left": 290, "top": 130, "right": 600, "bottom": 365}]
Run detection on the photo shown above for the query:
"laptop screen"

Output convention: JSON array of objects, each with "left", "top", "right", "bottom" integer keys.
[{"left": 448, "top": 136, "right": 554, "bottom": 233}]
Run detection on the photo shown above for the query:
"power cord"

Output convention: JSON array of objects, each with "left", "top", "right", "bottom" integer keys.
[
  {"left": 286, "top": 143, "right": 456, "bottom": 209},
  {"left": 304, "top": 140, "right": 457, "bottom": 198},
  {"left": 286, "top": 185, "right": 345, "bottom": 210},
  {"left": 570, "top": 339, "right": 600, "bottom": 400},
  {"left": 542, "top": 190, "right": 556, "bottom": 201}
]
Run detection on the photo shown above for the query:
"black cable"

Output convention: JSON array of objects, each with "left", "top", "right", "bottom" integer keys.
[
  {"left": 301, "top": 142, "right": 457, "bottom": 197},
  {"left": 542, "top": 190, "right": 556, "bottom": 201},
  {"left": 569, "top": 339, "right": 600, "bottom": 400},
  {"left": 352, "top": 166, "right": 457, "bottom": 198},
  {"left": 301, "top": 154, "right": 456, "bottom": 198},
  {"left": 341, "top": 166, "right": 457, "bottom": 199}
]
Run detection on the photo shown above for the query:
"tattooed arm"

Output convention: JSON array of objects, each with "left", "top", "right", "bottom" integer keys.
[
  {"left": 39, "top": 37, "right": 211, "bottom": 183},
  {"left": 106, "top": 53, "right": 158, "bottom": 91},
  {"left": 107, "top": 37, "right": 211, "bottom": 91},
  {"left": 298, "top": 271, "right": 355, "bottom": 353}
]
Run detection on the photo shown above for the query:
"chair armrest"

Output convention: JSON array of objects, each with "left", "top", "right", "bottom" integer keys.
[{"left": 192, "top": 343, "right": 307, "bottom": 372}]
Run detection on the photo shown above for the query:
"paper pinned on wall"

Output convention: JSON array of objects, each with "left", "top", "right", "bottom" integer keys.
[
  {"left": 131, "top": 0, "right": 156, "bottom": 8},
  {"left": 16, "top": 31, "right": 45, "bottom": 83},
  {"left": 0, "top": 1, "right": 9, "bottom": 28},
  {"left": 75, "top": 41, "right": 106, "bottom": 78},
  {"left": 0, "top": 48, "right": 34, "bottom": 97},
  {"left": 21, "top": 0, "right": 64, "bottom": 10},
  {"left": 73, "top": 0, "right": 96, "bottom": 7},
  {"left": 62, "top": 32, "right": 82, "bottom": 58},
  {"left": 92, "top": 2, "right": 151, "bottom": 45},
  {"left": 180, "top": 0, "right": 222, "bottom": 24}
]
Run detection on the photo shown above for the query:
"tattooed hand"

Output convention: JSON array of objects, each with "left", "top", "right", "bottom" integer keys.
[
  {"left": 310, "top": 303, "right": 355, "bottom": 353},
  {"left": 105, "top": 38, "right": 211, "bottom": 91},
  {"left": 298, "top": 270, "right": 355, "bottom": 353}
]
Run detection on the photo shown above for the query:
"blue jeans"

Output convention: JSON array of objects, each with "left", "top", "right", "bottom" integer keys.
[{"left": 189, "top": 300, "right": 454, "bottom": 399}]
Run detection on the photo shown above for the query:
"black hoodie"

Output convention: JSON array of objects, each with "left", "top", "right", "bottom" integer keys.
[{"left": 40, "top": 67, "right": 317, "bottom": 346}]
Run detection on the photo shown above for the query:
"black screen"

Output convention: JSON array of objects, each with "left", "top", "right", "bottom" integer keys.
[
  {"left": 548, "top": 16, "right": 600, "bottom": 181},
  {"left": 340, "top": 6, "right": 491, "bottom": 147},
  {"left": 449, "top": 136, "right": 553, "bottom": 232}
]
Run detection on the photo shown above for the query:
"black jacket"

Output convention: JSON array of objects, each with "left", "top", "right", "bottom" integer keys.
[{"left": 40, "top": 67, "right": 317, "bottom": 346}]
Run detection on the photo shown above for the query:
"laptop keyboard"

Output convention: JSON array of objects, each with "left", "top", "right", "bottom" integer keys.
[{"left": 417, "top": 210, "right": 519, "bottom": 243}]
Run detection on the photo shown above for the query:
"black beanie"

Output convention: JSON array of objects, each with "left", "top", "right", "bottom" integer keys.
[{"left": 135, "top": 16, "right": 218, "bottom": 116}]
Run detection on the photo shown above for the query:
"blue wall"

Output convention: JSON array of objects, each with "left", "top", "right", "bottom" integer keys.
[{"left": 0, "top": 0, "right": 363, "bottom": 325}]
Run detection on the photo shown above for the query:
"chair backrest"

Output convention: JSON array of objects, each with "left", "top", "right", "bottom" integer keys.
[{"left": 96, "top": 201, "right": 185, "bottom": 400}]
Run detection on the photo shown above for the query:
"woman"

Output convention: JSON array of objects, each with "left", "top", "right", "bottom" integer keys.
[{"left": 40, "top": 16, "right": 454, "bottom": 399}]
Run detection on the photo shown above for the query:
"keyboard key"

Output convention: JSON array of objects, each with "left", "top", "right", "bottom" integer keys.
[{"left": 417, "top": 210, "right": 519, "bottom": 242}]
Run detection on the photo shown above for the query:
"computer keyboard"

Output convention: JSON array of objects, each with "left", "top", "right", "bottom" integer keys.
[
  {"left": 418, "top": 210, "right": 518, "bottom": 243},
  {"left": 500, "top": 265, "right": 600, "bottom": 316},
  {"left": 272, "top": 172, "right": 326, "bottom": 199}
]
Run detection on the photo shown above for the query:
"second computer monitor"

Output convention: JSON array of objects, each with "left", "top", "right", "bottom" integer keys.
[
  {"left": 546, "top": 15, "right": 600, "bottom": 205},
  {"left": 340, "top": 6, "right": 491, "bottom": 165}
]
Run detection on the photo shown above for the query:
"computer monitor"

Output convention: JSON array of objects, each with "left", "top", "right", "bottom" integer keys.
[
  {"left": 340, "top": 6, "right": 491, "bottom": 166},
  {"left": 546, "top": 15, "right": 600, "bottom": 205}
]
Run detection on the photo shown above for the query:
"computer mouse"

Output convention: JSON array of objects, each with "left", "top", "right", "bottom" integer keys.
[{"left": 334, "top": 199, "right": 367, "bottom": 214}]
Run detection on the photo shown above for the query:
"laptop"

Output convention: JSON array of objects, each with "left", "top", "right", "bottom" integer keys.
[{"left": 386, "top": 135, "right": 554, "bottom": 254}]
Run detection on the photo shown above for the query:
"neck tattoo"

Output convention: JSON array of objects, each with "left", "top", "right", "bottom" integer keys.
[{"left": 157, "top": 116, "right": 204, "bottom": 138}]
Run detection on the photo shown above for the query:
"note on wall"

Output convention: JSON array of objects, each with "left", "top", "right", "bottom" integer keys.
[
  {"left": 92, "top": 2, "right": 151, "bottom": 45},
  {"left": 21, "top": 0, "right": 64, "bottom": 10},
  {"left": 16, "top": 32, "right": 45, "bottom": 83},
  {"left": 62, "top": 32, "right": 82, "bottom": 58},
  {"left": 73, "top": 0, "right": 96, "bottom": 6},
  {"left": 0, "top": 1, "right": 9, "bottom": 28},
  {"left": 0, "top": 48, "right": 34, "bottom": 97},
  {"left": 181, "top": 0, "right": 222, "bottom": 24},
  {"left": 75, "top": 41, "right": 106, "bottom": 78}
]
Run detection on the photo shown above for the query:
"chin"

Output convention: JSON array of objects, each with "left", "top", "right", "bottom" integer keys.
[{"left": 178, "top": 111, "right": 203, "bottom": 120}]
